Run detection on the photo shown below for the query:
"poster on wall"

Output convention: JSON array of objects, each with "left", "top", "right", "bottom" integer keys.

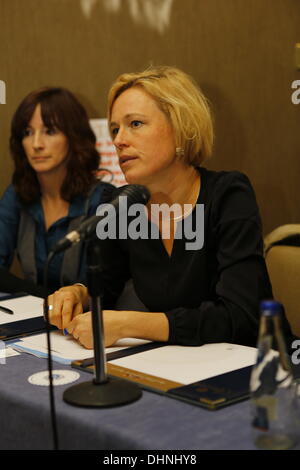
[{"left": 90, "top": 118, "right": 127, "bottom": 187}]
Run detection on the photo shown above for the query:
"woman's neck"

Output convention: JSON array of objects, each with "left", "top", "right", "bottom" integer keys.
[
  {"left": 37, "top": 168, "right": 67, "bottom": 201},
  {"left": 37, "top": 170, "right": 70, "bottom": 230},
  {"left": 147, "top": 165, "right": 201, "bottom": 209}
]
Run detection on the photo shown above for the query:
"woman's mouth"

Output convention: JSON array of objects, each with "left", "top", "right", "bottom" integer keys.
[
  {"left": 119, "top": 155, "right": 138, "bottom": 166},
  {"left": 31, "top": 156, "right": 51, "bottom": 161}
]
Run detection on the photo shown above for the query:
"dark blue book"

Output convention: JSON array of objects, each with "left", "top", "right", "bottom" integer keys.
[{"left": 168, "top": 366, "right": 252, "bottom": 410}]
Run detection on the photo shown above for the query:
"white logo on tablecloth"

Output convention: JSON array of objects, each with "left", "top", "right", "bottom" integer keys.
[{"left": 28, "top": 370, "right": 80, "bottom": 386}]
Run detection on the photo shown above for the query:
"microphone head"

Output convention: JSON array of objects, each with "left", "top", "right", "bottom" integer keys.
[
  {"left": 115, "top": 184, "right": 150, "bottom": 206},
  {"left": 52, "top": 184, "right": 151, "bottom": 250}
]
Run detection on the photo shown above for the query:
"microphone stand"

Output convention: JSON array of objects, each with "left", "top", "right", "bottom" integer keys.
[{"left": 63, "top": 238, "right": 142, "bottom": 407}]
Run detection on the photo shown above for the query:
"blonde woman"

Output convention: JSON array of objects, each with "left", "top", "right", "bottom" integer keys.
[{"left": 48, "top": 66, "right": 277, "bottom": 349}]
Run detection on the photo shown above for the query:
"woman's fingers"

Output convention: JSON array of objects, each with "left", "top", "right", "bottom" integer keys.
[
  {"left": 47, "top": 293, "right": 62, "bottom": 329},
  {"left": 60, "top": 296, "right": 76, "bottom": 329},
  {"left": 68, "top": 310, "right": 123, "bottom": 349},
  {"left": 68, "top": 312, "right": 93, "bottom": 349},
  {"left": 47, "top": 287, "right": 83, "bottom": 330},
  {"left": 45, "top": 294, "right": 54, "bottom": 320},
  {"left": 61, "top": 299, "right": 83, "bottom": 330}
]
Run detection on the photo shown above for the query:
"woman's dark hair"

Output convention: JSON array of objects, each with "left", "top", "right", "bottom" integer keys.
[{"left": 10, "top": 87, "right": 100, "bottom": 203}]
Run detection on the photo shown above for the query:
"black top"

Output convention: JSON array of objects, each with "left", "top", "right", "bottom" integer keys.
[{"left": 98, "top": 168, "right": 280, "bottom": 347}]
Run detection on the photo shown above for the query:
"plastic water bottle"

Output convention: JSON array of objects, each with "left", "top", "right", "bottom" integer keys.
[{"left": 250, "top": 300, "right": 297, "bottom": 450}]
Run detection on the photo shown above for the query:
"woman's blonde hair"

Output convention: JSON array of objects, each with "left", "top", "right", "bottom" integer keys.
[{"left": 108, "top": 65, "right": 214, "bottom": 165}]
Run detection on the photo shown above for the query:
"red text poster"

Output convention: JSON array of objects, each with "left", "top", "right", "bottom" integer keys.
[{"left": 90, "top": 118, "right": 126, "bottom": 187}]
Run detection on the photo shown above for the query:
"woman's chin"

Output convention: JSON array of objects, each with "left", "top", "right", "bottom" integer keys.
[{"left": 122, "top": 170, "right": 142, "bottom": 185}]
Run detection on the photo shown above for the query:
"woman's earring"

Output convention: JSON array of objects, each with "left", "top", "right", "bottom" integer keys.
[{"left": 175, "top": 147, "right": 184, "bottom": 157}]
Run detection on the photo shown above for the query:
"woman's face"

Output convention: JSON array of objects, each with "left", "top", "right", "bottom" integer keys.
[
  {"left": 110, "top": 86, "right": 178, "bottom": 186},
  {"left": 22, "top": 104, "right": 69, "bottom": 175}
]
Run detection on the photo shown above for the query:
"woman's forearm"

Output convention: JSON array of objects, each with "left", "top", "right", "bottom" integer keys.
[{"left": 120, "top": 310, "right": 169, "bottom": 342}]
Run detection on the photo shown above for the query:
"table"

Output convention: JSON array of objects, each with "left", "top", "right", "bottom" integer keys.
[{"left": 0, "top": 351, "right": 265, "bottom": 450}]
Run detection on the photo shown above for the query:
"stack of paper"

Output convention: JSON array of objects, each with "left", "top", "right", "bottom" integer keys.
[
  {"left": 109, "top": 343, "right": 258, "bottom": 384},
  {"left": 11, "top": 332, "right": 150, "bottom": 364}
]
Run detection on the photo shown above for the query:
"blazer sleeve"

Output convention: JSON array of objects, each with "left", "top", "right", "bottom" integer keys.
[{"left": 165, "top": 172, "right": 275, "bottom": 347}]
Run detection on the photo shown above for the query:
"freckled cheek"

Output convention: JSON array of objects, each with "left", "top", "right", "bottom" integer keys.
[
  {"left": 152, "top": 127, "right": 175, "bottom": 159},
  {"left": 154, "top": 140, "right": 175, "bottom": 163}
]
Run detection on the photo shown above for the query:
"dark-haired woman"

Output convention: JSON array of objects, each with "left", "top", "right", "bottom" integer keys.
[{"left": 0, "top": 87, "right": 113, "bottom": 294}]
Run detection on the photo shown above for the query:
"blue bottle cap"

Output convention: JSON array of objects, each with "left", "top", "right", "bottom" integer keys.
[{"left": 260, "top": 299, "right": 283, "bottom": 316}]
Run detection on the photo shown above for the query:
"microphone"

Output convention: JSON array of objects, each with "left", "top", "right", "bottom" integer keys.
[{"left": 52, "top": 184, "right": 150, "bottom": 254}]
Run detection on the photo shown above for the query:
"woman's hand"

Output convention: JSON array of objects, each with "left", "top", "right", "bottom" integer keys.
[
  {"left": 47, "top": 284, "right": 88, "bottom": 330},
  {"left": 66, "top": 310, "right": 169, "bottom": 350},
  {"left": 67, "top": 310, "right": 123, "bottom": 349}
]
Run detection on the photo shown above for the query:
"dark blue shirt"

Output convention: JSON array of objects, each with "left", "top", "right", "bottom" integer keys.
[{"left": 0, "top": 182, "right": 114, "bottom": 291}]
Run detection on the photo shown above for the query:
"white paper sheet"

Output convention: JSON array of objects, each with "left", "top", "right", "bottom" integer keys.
[
  {"left": 11, "top": 331, "right": 150, "bottom": 364},
  {"left": 2, "top": 347, "right": 20, "bottom": 358},
  {"left": 0, "top": 295, "right": 43, "bottom": 324},
  {"left": 110, "top": 343, "right": 258, "bottom": 384}
]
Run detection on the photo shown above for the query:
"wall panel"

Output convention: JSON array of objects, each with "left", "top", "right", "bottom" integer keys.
[{"left": 0, "top": 0, "right": 299, "bottom": 234}]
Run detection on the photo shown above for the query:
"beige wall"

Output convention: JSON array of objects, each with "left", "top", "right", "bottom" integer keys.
[{"left": 0, "top": 0, "right": 299, "bottom": 234}]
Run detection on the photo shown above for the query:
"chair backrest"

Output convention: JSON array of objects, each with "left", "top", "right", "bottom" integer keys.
[
  {"left": 264, "top": 224, "right": 300, "bottom": 254},
  {"left": 265, "top": 245, "right": 300, "bottom": 337}
]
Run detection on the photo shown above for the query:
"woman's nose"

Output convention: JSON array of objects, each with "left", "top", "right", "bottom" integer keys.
[
  {"left": 32, "top": 131, "right": 45, "bottom": 150},
  {"left": 114, "top": 127, "right": 129, "bottom": 149}
]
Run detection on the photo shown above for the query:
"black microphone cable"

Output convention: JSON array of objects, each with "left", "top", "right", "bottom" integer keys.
[{"left": 43, "top": 251, "right": 59, "bottom": 450}]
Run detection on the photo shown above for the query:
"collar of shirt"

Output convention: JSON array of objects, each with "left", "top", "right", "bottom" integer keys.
[{"left": 26, "top": 194, "right": 87, "bottom": 230}]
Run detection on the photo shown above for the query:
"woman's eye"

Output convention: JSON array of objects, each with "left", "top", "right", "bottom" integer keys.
[
  {"left": 111, "top": 127, "right": 119, "bottom": 137},
  {"left": 23, "top": 128, "right": 32, "bottom": 137},
  {"left": 45, "top": 128, "right": 56, "bottom": 135},
  {"left": 131, "top": 120, "right": 142, "bottom": 128}
]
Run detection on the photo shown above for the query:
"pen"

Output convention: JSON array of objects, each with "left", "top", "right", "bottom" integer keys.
[{"left": 0, "top": 305, "right": 14, "bottom": 315}]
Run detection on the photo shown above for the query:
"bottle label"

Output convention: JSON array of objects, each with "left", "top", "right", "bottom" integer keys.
[
  {"left": 252, "top": 395, "right": 278, "bottom": 430},
  {"left": 251, "top": 347, "right": 292, "bottom": 431}
]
